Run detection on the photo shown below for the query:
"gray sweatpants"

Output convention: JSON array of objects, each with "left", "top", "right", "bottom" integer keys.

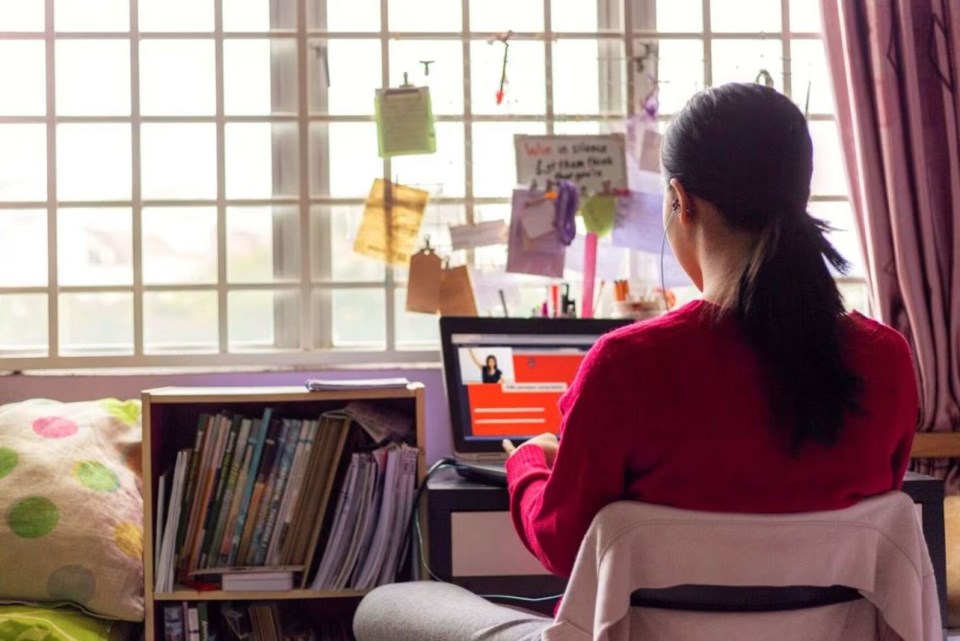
[{"left": 353, "top": 581, "right": 551, "bottom": 641}]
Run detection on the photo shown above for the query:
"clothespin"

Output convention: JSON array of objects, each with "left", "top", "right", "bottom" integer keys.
[
  {"left": 420, "top": 60, "right": 435, "bottom": 76},
  {"left": 401, "top": 71, "right": 413, "bottom": 88},
  {"left": 422, "top": 234, "right": 433, "bottom": 253},
  {"left": 755, "top": 68, "right": 775, "bottom": 88}
]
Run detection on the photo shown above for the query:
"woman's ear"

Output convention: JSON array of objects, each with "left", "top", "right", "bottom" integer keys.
[{"left": 669, "top": 178, "right": 695, "bottom": 226}]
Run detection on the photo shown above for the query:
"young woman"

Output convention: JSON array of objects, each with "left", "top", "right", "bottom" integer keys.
[
  {"left": 482, "top": 354, "right": 503, "bottom": 384},
  {"left": 353, "top": 82, "right": 918, "bottom": 641}
]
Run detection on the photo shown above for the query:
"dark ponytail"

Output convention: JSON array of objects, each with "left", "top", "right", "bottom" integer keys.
[{"left": 661, "top": 83, "right": 862, "bottom": 452}]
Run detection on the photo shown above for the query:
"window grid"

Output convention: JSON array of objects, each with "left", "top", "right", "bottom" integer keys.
[{"left": 0, "top": 0, "right": 855, "bottom": 370}]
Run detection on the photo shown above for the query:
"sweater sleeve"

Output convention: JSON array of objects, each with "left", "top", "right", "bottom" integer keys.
[{"left": 505, "top": 336, "right": 632, "bottom": 577}]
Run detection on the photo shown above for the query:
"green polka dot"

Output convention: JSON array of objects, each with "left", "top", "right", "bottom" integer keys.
[
  {"left": 0, "top": 448, "right": 17, "bottom": 479},
  {"left": 99, "top": 399, "right": 141, "bottom": 426},
  {"left": 7, "top": 496, "right": 59, "bottom": 538},
  {"left": 47, "top": 565, "right": 97, "bottom": 605},
  {"left": 73, "top": 461, "right": 120, "bottom": 493}
]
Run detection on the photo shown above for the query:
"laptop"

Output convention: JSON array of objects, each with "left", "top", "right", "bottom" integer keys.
[{"left": 439, "top": 316, "right": 633, "bottom": 486}]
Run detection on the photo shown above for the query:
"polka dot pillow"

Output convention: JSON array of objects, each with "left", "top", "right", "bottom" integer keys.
[{"left": 0, "top": 399, "right": 144, "bottom": 622}]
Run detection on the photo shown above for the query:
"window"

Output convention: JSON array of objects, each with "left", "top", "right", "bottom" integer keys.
[{"left": 0, "top": 0, "right": 863, "bottom": 369}]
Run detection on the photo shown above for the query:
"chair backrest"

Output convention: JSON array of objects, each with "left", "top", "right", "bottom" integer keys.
[{"left": 542, "top": 493, "right": 940, "bottom": 641}]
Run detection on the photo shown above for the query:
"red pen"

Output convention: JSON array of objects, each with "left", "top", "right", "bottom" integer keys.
[{"left": 550, "top": 284, "right": 559, "bottom": 318}]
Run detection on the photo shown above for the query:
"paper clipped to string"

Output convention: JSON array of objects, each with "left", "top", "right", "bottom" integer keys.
[
  {"left": 354, "top": 179, "right": 428, "bottom": 266},
  {"left": 405, "top": 245, "right": 443, "bottom": 314},
  {"left": 505, "top": 189, "right": 565, "bottom": 279},
  {"left": 375, "top": 86, "right": 437, "bottom": 158}
]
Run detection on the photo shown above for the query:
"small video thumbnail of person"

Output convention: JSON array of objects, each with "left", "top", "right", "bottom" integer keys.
[{"left": 458, "top": 347, "right": 515, "bottom": 384}]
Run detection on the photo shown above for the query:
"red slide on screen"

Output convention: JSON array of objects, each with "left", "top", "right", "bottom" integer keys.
[{"left": 465, "top": 351, "right": 585, "bottom": 437}]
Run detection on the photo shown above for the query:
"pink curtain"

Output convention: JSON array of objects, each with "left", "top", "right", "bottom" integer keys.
[{"left": 820, "top": 0, "right": 960, "bottom": 487}]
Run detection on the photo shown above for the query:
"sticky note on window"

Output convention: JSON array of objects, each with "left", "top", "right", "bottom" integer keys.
[
  {"left": 375, "top": 86, "right": 437, "bottom": 158},
  {"left": 579, "top": 194, "right": 617, "bottom": 236}
]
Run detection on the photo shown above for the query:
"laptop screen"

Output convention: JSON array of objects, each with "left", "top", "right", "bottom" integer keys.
[{"left": 439, "top": 317, "right": 632, "bottom": 456}]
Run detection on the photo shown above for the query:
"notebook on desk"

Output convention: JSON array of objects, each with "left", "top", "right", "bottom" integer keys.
[{"left": 439, "top": 316, "right": 632, "bottom": 487}]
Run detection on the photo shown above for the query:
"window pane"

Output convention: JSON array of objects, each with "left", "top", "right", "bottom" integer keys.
[
  {"left": 57, "top": 208, "right": 132, "bottom": 286},
  {"left": 388, "top": 0, "right": 460, "bottom": 32},
  {"left": 225, "top": 123, "right": 300, "bottom": 199},
  {"left": 224, "top": 39, "right": 298, "bottom": 115},
  {"left": 710, "top": 0, "right": 780, "bottom": 33},
  {"left": 0, "top": 210, "right": 46, "bottom": 286},
  {"left": 394, "top": 289, "right": 439, "bottom": 347},
  {"left": 470, "top": 0, "right": 542, "bottom": 32},
  {"left": 56, "top": 40, "right": 130, "bottom": 116},
  {"left": 808, "top": 120, "right": 847, "bottom": 196},
  {"left": 790, "top": 0, "right": 821, "bottom": 32},
  {"left": 790, "top": 39, "right": 834, "bottom": 115},
  {"left": 312, "top": 206, "right": 386, "bottom": 282},
  {"left": 310, "top": 122, "right": 382, "bottom": 198},
  {"left": 309, "top": 39, "right": 381, "bottom": 115},
  {"left": 0, "top": 294, "right": 47, "bottom": 356},
  {"left": 229, "top": 290, "right": 299, "bottom": 351},
  {"left": 331, "top": 289, "right": 385, "bottom": 348},
  {"left": 472, "top": 121, "right": 547, "bottom": 197},
  {"left": 711, "top": 40, "right": 783, "bottom": 88},
  {"left": 837, "top": 279, "right": 869, "bottom": 315},
  {"left": 391, "top": 122, "right": 465, "bottom": 197},
  {"left": 808, "top": 201, "right": 863, "bottom": 277},
  {"left": 143, "top": 207, "right": 217, "bottom": 285},
  {"left": 57, "top": 124, "right": 131, "bottom": 201},
  {"left": 553, "top": 39, "right": 625, "bottom": 115},
  {"left": 470, "top": 40, "right": 545, "bottom": 115},
  {"left": 143, "top": 291, "right": 217, "bottom": 353},
  {"left": 473, "top": 204, "right": 510, "bottom": 269},
  {"left": 138, "top": 0, "right": 213, "bottom": 32},
  {"left": 0, "top": 1, "right": 44, "bottom": 31},
  {"left": 0, "top": 41, "right": 45, "bottom": 116},
  {"left": 141, "top": 124, "right": 216, "bottom": 199},
  {"left": 223, "top": 0, "right": 296, "bottom": 31},
  {"left": 654, "top": 39, "right": 704, "bottom": 114},
  {"left": 56, "top": 0, "right": 128, "bottom": 31},
  {"left": 312, "top": 0, "right": 380, "bottom": 31},
  {"left": 227, "top": 206, "right": 300, "bottom": 283},
  {"left": 140, "top": 40, "right": 215, "bottom": 116},
  {"left": 0, "top": 125, "right": 45, "bottom": 201},
  {"left": 655, "top": 0, "right": 702, "bottom": 33},
  {"left": 389, "top": 40, "right": 463, "bottom": 115},
  {"left": 60, "top": 292, "right": 133, "bottom": 355},
  {"left": 552, "top": 0, "right": 595, "bottom": 32}
]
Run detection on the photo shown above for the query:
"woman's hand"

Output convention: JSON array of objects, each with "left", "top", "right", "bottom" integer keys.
[{"left": 503, "top": 432, "right": 560, "bottom": 467}]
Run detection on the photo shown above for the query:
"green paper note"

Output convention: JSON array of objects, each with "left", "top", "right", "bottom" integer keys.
[
  {"left": 580, "top": 194, "right": 617, "bottom": 237},
  {"left": 375, "top": 86, "right": 437, "bottom": 158}
]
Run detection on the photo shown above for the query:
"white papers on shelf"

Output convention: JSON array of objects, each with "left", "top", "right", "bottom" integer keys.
[{"left": 304, "top": 378, "right": 410, "bottom": 391}]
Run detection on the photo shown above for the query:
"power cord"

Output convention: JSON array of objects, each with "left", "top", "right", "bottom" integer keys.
[{"left": 399, "top": 457, "right": 564, "bottom": 604}]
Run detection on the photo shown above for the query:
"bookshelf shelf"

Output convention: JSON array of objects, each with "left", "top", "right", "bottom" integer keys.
[
  {"left": 142, "top": 384, "right": 427, "bottom": 641},
  {"left": 154, "top": 589, "right": 370, "bottom": 602}
]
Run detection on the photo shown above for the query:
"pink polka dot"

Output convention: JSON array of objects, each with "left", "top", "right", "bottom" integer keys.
[{"left": 33, "top": 416, "right": 78, "bottom": 439}]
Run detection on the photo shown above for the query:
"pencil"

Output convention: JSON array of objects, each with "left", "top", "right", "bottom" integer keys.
[{"left": 594, "top": 280, "right": 606, "bottom": 313}]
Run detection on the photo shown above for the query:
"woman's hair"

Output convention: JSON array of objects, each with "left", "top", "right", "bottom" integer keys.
[
  {"left": 485, "top": 355, "right": 498, "bottom": 368},
  {"left": 660, "top": 82, "right": 862, "bottom": 453}
]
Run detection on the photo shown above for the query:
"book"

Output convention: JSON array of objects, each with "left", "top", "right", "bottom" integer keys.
[
  {"left": 222, "top": 570, "right": 295, "bottom": 592},
  {"left": 225, "top": 407, "right": 273, "bottom": 567},
  {"left": 266, "top": 420, "right": 316, "bottom": 567},
  {"left": 348, "top": 452, "right": 384, "bottom": 589},
  {"left": 175, "top": 414, "right": 211, "bottom": 572},
  {"left": 351, "top": 447, "right": 401, "bottom": 589},
  {"left": 305, "top": 377, "right": 409, "bottom": 391},
  {"left": 186, "top": 604, "right": 201, "bottom": 641},
  {"left": 216, "top": 418, "right": 260, "bottom": 567},
  {"left": 310, "top": 454, "right": 362, "bottom": 589},
  {"left": 205, "top": 416, "right": 252, "bottom": 568},
  {"left": 163, "top": 604, "right": 185, "bottom": 641},
  {"left": 236, "top": 417, "right": 282, "bottom": 565},
  {"left": 197, "top": 414, "right": 241, "bottom": 568},
  {"left": 247, "top": 418, "right": 295, "bottom": 565},
  {"left": 156, "top": 449, "right": 190, "bottom": 592},
  {"left": 378, "top": 445, "right": 419, "bottom": 585},
  {"left": 197, "top": 603, "right": 210, "bottom": 641},
  {"left": 155, "top": 469, "right": 168, "bottom": 573},
  {"left": 186, "top": 414, "right": 232, "bottom": 573},
  {"left": 253, "top": 418, "right": 303, "bottom": 566}
]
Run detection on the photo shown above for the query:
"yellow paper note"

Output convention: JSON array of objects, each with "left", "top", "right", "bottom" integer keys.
[
  {"left": 375, "top": 87, "right": 437, "bottom": 158},
  {"left": 354, "top": 179, "right": 429, "bottom": 266}
]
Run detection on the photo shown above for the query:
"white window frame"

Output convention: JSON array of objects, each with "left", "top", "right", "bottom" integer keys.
[{"left": 0, "top": 0, "right": 857, "bottom": 371}]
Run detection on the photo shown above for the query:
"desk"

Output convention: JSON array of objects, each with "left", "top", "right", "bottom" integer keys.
[{"left": 427, "top": 470, "right": 946, "bottom": 623}]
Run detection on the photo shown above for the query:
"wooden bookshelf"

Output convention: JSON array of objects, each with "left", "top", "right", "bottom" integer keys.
[{"left": 142, "top": 384, "right": 426, "bottom": 641}]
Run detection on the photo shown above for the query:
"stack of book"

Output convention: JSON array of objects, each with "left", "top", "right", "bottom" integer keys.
[
  {"left": 155, "top": 409, "right": 354, "bottom": 592},
  {"left": 163, "top": 601, "right": 354, "bottom": 641}
]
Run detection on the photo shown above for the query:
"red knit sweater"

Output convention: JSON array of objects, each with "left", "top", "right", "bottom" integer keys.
[{"left": 505, "top": 300, "right": 918, "bottom": 578}]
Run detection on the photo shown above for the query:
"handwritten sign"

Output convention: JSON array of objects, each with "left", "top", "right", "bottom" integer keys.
[{"left": 514, "top": 134, "right": 627, "bottom": 192}]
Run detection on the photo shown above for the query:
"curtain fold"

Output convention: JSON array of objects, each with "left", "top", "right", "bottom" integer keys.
[{"left": 820, "top": 0, "right": 960, "bottom": 487}]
